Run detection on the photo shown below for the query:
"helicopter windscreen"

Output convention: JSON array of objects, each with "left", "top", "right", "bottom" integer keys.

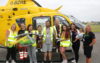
[
  {"left": 32, "top": 16, "right": 50, "bottom": 29},
  {"left": 53, "top": 15, "right": 70, "bottom": 26},
  {"left": 67, "top": 15, "right": 85, "bottom": 29},
  {"left": 16, "top": 18, "right": 25, "bottom": 27}
]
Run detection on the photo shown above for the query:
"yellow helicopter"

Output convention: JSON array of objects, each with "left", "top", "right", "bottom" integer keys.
[{"left": 0, "top": 0, "right": 73, "bottom": 46}]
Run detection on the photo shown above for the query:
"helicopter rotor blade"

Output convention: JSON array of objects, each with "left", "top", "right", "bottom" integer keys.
[{"left": 32, "top": 0, "right": 42, "bottom": 7}]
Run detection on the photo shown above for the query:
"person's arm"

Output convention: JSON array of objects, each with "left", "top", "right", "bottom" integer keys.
[
  {"left": 54, "top": 28, "right": 57, "bottom": 39},
  {"left": 89, "top": 32, "right": 96, "bottom": 46},
  {"left": 72, "top": 32, "right": 79, "bottom": 42},
  {"left": 74, "top": 38, "right": 79, "bottom": 42},
  {"left": 89, "top": 38, "right": 96, "bottom": 46}
]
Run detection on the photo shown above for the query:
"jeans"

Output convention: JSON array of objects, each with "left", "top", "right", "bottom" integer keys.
[{"left": 28, "top": 46, "right": 37, "bottom": 63}]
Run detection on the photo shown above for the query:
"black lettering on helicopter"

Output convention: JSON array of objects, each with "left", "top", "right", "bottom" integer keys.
[{"left": 10, "top": 0, "right": 26, "bottom": 5}]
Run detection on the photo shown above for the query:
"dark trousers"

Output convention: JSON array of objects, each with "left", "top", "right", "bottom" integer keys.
[
  {"left": 6, "top": 47, "right": 16, "bottom": 61},
  {"left": 72, "top": 41, "right": 80, "bottom": 62}
]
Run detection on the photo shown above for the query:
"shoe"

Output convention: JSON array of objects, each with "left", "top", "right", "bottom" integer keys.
[
  {"left": 48, "top": 60, "right": 52, "bottom": 63},
  {"left": 6, "top": 61, "right": 9, "bottom": 63},
  {"left": 43, "top": 60, "right": 47, "bottom": 63},
  {"left": 36, "top": 49, "right": 38, "bottom": 52},
  {"left": 71, "top": 59, "right": 76, "bottom": 63},
  {"left": 62, "top": 60, "right": 68, "bottom": 63},
  {"left": 11, "top": 60, "right": 16, "bottom": 63}
]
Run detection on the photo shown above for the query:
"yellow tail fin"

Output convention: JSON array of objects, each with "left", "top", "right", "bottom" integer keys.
[{"left": 55, "top": 5, "right": 63, "bottom": 11}]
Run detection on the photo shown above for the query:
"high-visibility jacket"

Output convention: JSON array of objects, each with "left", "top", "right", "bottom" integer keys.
[
  {"left": 60, "top": 32, "right": 72, "bottom": 47},
  {"left": 60, "top": 40, "right": 72, "bottom": 47},
  {"left": 42, "top": 27, "right": 54, "bottom": 42},
  {"left": 5, "top": 29, "right": 17, "bottom": 48},
  {"left": 53, "top": 24, "right": 62, "bottom": 37},
  {"left": 25, "top": 31, "right": 37, "bottom": 47}
]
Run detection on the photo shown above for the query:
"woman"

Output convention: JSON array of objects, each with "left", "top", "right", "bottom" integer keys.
[
  {"left": 27, "top": 24, "right": 37, "bottom": 63},
  {"left": 71, "top": 24, "right": 80, "bottom": 63},
  {"left": 6, "top": 24, "right": 17, "bottom": 63},
  {"left": 17, "top": 23, "right": 28, "bottom": 60},
  {"left": 83, "top": 25, "right": 96, "bottom": 63},
  {"left": 60, "top": 25, "right": 71, "bottom": 63}
]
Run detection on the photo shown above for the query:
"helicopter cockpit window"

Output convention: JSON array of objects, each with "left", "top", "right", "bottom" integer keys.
[
  {"left": 16, "top": 18, "right": 25, "bottom": 27},
  {"left": 53, "top": 16, "right": 70, "bottom": 26},
  {"left": 32, "top": 16, "right": 50, "bottom": 30}
]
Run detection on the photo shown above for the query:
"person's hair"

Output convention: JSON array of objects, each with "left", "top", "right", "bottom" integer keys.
[
  {"left": 85, "top": 24, "right": 91, "bottom": 33},
  {"left": 61, "top": 25, "right": 70, "bottom": 39},
  {"left": 46, "top": 21, "right": 50, "bottom": 23},
  {"left": 20, "top": 23, "right": 26, "bottom": 30},
  {"left": 27, "top": 24, "right": 33, "bottom": 32},
  {"left": 79, "top": 28, "right": 84, "bottom": 32},
  {"left": 71, "top": 23, "right": 77, "bottom": 32},
  {"left": 11, "top": 24, "right": 16, "bottom": 31},
  {"left": 38, "top": 25, "right": 42, "bottom": 28},
  {"left": 46, "top": 20, "right": 51, "bottom": 26}
]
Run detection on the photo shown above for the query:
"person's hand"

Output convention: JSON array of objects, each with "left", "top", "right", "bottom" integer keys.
[{"left": 89, "top": 43, "right": 93, "bottom": 46}]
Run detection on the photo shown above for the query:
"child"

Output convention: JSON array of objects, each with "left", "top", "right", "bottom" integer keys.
[{"left": 74, "top": 28, "right": 84, "bottom": 42}]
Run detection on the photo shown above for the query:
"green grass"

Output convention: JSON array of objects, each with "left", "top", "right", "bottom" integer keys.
[{"left": 91, "top": 24, "right": 100, "bottom": 32}]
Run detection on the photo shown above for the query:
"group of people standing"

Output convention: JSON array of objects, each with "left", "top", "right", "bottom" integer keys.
[{"left": 5, "top": 18, "right": 96, "bottom": 63}]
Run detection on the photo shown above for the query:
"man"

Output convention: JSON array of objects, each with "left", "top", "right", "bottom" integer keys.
[
  {"left": 42, "top": 21, "right": 54, "bottom": 63},
  {"left": 53, "top": 18, "right": 62, "bottom": 52}
]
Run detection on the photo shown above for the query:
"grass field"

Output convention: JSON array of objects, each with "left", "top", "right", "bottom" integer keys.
[{"left": 91, "top": 24, "right": 100, "bottom": 32}]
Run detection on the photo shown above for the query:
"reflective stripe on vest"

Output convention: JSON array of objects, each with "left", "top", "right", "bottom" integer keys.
[
  {"left": 60, "top": 40, "right": 72, "bottom": 47},
  {"left": 32, "top": 31, "right": 37, "bottom": 47},
  {"left": 25, "top": 31, "right": 37, "bottom": 47},
  {"left": 53, "top": 24, "right": 62, "bottom": 37},
  {"left": 25, "top": 31, "right": 28, "bottom": 33},
  {"left": 43, "top": 27, "right": 53, "bottom": 42},
  {"left": 54, "top": 24, "right": 62, "bottom": 33},
  {"left": 7, "top": 29, "right": 17, "bottom": 48}
]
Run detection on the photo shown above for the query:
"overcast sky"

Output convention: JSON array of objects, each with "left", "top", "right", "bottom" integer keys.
[{"left": 0, "top": 0, "right": 100, "bottom": 22}]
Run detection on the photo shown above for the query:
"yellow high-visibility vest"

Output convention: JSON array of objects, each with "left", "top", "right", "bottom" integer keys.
[
  {"left": 53, "top": 24, "right": 62, "bottom": 37},
  {"left": 60, "top": 32, "right": 72, "bottom": 47},
  {"left": 25, "top": 31, "right": 37, "bottom": 47},
  {"left": 32, "top": 30, "right": 38, "bottom": 47},
  {"left": 5, "top": 29, "right": 17, "bottom": 48},
  {"left": 42, "top": 27, "right": 54, "bottom": 42},
  {"left": 60, "top": 40, "right": 72, "bottom": 47}
]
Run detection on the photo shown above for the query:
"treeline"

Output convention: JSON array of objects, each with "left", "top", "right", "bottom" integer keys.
[{"left": 82, "top": 21, "right": 100, "bottom": 25}]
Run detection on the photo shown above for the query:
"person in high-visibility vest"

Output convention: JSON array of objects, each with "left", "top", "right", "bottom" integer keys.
[
  {"left": 37, "top": 25, "right": 43, "bottom": 52},
  {"left": 17, "top": 23, "right": 28, "bottom": 60},
  {"left": 53, "top": 18, "right": 62, "bottom": 52},
  {"left": 27, "top": 24, "right": 37, "bottom": 63},
  {"left": 5, "top": 24, "right": 17, "bottom": 63},
  {"left": 59, "top": 25, "right": 72, "bottom": 63},
  {"left": 42, "top": 21, "right": 54, "bottom": 63}
]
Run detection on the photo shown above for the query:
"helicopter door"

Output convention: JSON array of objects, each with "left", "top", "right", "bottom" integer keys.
[
  {"left": 53, "top": 15, "right": 70, "bottom": 26},
  {"left": 32, "top": 16, "right": 51, "bottom": 30},
  {"left": 16, "top": 18, "right": 25, "bottom": 27}
]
